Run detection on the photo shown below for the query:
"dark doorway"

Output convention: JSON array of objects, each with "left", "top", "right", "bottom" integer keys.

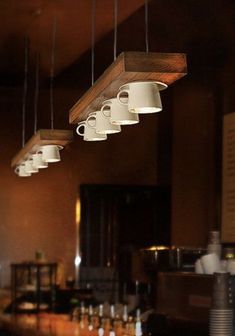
[{"left": 79, "top": 184, "right": 171, "bottom": 283}]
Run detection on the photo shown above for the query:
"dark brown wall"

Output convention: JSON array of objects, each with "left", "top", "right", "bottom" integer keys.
[
  {"left": 0, "top": 87, "right": 159, "bottom": 286},
  {"left": 171, "top": 77, "right": 219, "bottom": 246}
]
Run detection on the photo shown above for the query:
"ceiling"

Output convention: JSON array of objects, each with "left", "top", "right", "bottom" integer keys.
[
  {"left": 1, "top": 0, "right": 235, "bottom": 88},
  {"left": 0, "top": 0, "right": 144, "bottom": 81}
]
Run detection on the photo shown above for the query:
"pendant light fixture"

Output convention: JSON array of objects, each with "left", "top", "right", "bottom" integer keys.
[
  {"left": 11, "top": 20, "right": 73, "bottom": 171},
  {"left": 69, "top": 1, "right": 187, "bottom": 124}
]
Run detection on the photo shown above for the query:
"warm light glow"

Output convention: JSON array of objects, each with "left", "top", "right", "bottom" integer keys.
[
  {"left": 130, "top": 107, "right": 162, "bottom": 114},
  {"left": 76, "top": 198, "right": 81, "bottom": 225},
  {"left": 147, "top": 245, "right": 169, "bottom": 251},
  {"left": 112, "top": 119, "right": 139, "bottom": 125},
  {"left": 74, "top": 255, "right": 81, "bottom": 266},
  {"left": 96, "top": 129, "right": 121, "bottom": 135},
  {"left": 75, "top": 198, "right": 81, "bottom": 285}
]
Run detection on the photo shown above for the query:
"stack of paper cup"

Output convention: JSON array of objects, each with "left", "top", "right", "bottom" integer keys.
[
  {"left": 209, "top": 272, "right": 233, "bottom": 336},
  {"left": 207, "top": 231, "right": 222, "bottom": 259},
  {"left": 210, "top": 310, "right": 233, "bottom": 336}
]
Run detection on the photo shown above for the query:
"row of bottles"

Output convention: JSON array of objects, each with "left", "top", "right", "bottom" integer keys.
[{"left": 71, "top": 303, "right": 143, "bottom": 336}]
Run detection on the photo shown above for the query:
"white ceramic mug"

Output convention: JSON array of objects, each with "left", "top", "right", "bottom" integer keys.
[
  {"left": 200, "top": 253, "right": 221, "bottom": 274},
  {"left": 221, "top": 259, "right": 228, "bottom": 271},
  {"left": 227, "top": 259, "right": 235, "bottom": 274},
  {"left": 37, "top": 145, "right": 62, "bottom": 163},
  {"left": 117, "top": 81, "right": 167, "bottom": 114},
  {"left": 31, "top": 153, "right": 48, "bottom": 169},
  {"left": 87, "top": 111, "right": 121, "bottom": 134},
  {"left": 195, "top": 259, "right": 204, "bottom": 274},
  {"left": 76, "top": 120, "right": 107, "bottom": 141},
  {"left": 101, "top": 98, "right": 139, "bottom": 125},
  {"left": 14, "top": 163, "right": 31, "bottom": 177},
  {"left": 24, "top": 158, "right": 39, "bottom": 174}
]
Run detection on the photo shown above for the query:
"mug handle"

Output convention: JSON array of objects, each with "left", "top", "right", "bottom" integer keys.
[
  {"left": 101, "top": 105, "right": 111, "bottom": 118},
  {"left": 86, "top": 115, "right": 96, "bottom": 128},
  {"left": 117, "top": 89, "right": 129, "bottom": 105},
  {"left": 36, "top": 148, "right": 43, "bottom": 155},
  {"left": 14, "top": 167, "right": 19, "bottom": 174},
  {"left": 76, "top": 123, "right": 85, "bottom": 136}
]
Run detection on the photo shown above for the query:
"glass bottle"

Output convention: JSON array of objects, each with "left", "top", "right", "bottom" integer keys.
[
  {"left": 79, "top": 302, "right": 88, "bottom": 330},
  {"left": 88, "top": 304, "right": 94, "bottom": 331},
  {"left": 121, "top": 305, "right": 128, "bottom": 336},
  {"left": 135, "top": 309, "right": 142, "bottom": 336},
  {"left": 97, "top": 304, "right": 104, "bottom": 328},
  {"left": 98, "top": 304, "right": 105, "bottom": 336},
  {"left": 109, "top": 305, "right": 115, "bottom": 336},
  {"left": 126, "top": 316, "right": 135, "bottom": 336}
]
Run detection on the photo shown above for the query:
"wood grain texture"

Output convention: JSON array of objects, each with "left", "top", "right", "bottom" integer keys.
[
  {"left": 11, "top": 129, "right": 73, "bottom": 167},
  {"left": 222, "top": 112, "right": 235, "bottom": 242},
  {"left": 69, "top": 52, "right": 187, "bottom": 124},
  {"left": 156, "top": 272, "right": 213, "bottom": 322}
]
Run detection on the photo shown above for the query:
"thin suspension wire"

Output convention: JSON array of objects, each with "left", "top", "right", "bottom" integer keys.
[
  {"left": 145, "top": 0, "right": 149, "bottom": 53},
  {"left": 91, "top": 0, "right": 96, "bottom": 86},
  {"left": 50, "top": 17, "right": 57, "bottom": 129},
  {"left": 113, "top": 0, "right": 118, "bottom": 61},
  {"left": 34, "top": 53, "right": 40, "bottom": 134},
  {"left": 22, "top": 37, "right": 29, "bottom": 148}
]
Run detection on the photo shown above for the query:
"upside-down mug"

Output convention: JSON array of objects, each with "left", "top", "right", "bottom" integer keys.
[
  {"left": 24, "top": 157, "right": 38, "bottom": 174},
  {"left": 117, "top": 81, "right": 167, "bottom": 114},
  {"left": 76, "top": 119, "right": 107, "bottom": 141},
  {"left": 86, "top": 111, "right": 121, "bottom": 134},
  {"left": 37, "top": 145, "right": 62, "bottom": 163},
  {"left": 101, "top": 98, "right": 139, "bottom": 125},
  {"left": 14, "top": 163, "right": 31, "bottom": 177},
  {"left": 31, "top": 153, "right": 48, "bottom": 169}
]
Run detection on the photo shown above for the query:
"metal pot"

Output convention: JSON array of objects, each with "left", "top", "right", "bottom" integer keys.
[
  {"left": 140, "top": 245, "right": 207, "bottom": 275},
  {"left": 140, "top": 246, "right": 172, "bottom": 274}
]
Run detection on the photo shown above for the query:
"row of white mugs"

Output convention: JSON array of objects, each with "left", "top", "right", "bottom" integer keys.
[
  {"left": 195, "top": 253, "right": 235, "bottom": 275},
  {"left": 15, "top": 81, "right": 167, "bottom": 176},
  {"left": 15, "top": 145, "right": 61, "bottom": 177},
  {"left": 76, "top": 81, "right": 167, "bottom": 141}
]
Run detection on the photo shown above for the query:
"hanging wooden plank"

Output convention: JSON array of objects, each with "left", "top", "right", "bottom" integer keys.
[
  {"left": 11, "top": 129, "right": 73, "bottom": 167},
  {"left": 69, "top": 51, "right": 187, "bottom": 124}
]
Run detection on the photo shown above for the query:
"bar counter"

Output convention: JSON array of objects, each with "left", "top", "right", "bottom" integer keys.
[
  {"left": 0, "top": 313, "right": 134, "bottom": 336},
  {"left": 0, "top": 314, "right": 82, "bottom": 336},
  {"left": 0, "top": 312, "right": 209, "bottom": 336}
]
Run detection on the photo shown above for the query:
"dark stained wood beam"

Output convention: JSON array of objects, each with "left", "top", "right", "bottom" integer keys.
[
  {"left": 11, "top": 129, "right": 73, "bottom": 167},
  {"left": 69, "top": 52, "right": 187, "bottom": 124}
]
